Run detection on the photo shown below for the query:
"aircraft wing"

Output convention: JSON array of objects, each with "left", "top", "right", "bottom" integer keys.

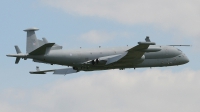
[
  {"left": 103, "top": 44, "right": 149, "bottom": 65},
  {"left": 82, "top": 37, "right": 156, "bottom": 66},
  {"left": 82, "top": 43, "right": 155, "bottom": 66},
  {"left": 110, "top": 38, "right": 156, "bottom": 65},
  {"left": 104, "top": 52, "right": 128, "bottom": 65},
  {"left": 118, "top": 44, "right": 149, "bottom": 62},
  {"left": 30, "top": 67, "right": 78, "bottom": 75},
  {"left": 115, "top": 41, "right": 156, "bottom": 64}
]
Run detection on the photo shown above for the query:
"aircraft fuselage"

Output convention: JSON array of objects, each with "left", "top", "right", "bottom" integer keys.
[{"left": 29, "top": 45, "right": 189, "bottom": 71}]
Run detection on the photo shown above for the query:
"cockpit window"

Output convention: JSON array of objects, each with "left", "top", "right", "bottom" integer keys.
[{"left": 178, "top": 49, "right": 182, "bottom": 52}]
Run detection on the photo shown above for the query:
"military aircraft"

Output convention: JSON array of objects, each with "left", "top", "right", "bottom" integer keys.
[{"left": 7, "top": 28, "right": 189, "bottom": 75}]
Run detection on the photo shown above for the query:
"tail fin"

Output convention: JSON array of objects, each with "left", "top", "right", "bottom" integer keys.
[
  {"left": 24, "top": 28, "right": 40, "bottom": 53},
  {"left": 24, "top": 27, "right": 62, "bottom": 53}
]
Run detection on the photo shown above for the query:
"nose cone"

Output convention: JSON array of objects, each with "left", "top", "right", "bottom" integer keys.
[
  {"left": 181, "top": 53, "right": 189, "bottom": 64},
  {"left": 176, "top": 53, "right": 189, "bottom": 65},
  {"left": 184, "top": 55, "right": 189, "bottom": 64},
  {"left": 185, "top": 56, "right": 190, "bottom": 63}
]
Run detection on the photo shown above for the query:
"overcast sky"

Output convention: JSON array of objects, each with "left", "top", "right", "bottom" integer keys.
[{"left": 0, "top": 0, "right": 200, "bottom": 112}]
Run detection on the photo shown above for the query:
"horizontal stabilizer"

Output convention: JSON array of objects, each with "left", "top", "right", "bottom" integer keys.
[
  {"left": 29, "top": 43, "right": 55, "bottom": 55},
  {"left": 6, "top": 54, "right": 27, "bottom": 58}
]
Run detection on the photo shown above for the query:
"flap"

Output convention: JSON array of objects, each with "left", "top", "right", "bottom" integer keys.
[
  {"left": 53, "top": 68, "right": 77, "bottom": 74},
  {"left": 82, "top": 53, "right": 128, "bottom": 65},
  {"left": 105, "top": 52, "right": 127, "bottom": 65}
]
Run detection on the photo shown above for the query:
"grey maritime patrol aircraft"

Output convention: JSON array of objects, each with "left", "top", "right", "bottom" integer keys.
[{"left": 7, "top": 28, "right": 189, "bottom": 75}]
